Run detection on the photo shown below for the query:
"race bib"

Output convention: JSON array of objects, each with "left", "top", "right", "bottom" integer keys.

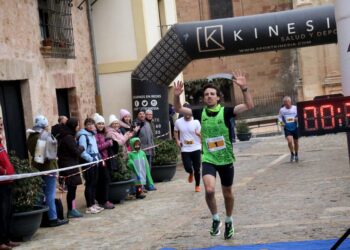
[
  {"left": 206, "top": 136, "right": 226, "bottom": 152},
  {"left": 286, "top": 117, "right": 295, "bottom": 123},
  {"left": 184, "top": 139, "right": 194, "bottom": 145}
]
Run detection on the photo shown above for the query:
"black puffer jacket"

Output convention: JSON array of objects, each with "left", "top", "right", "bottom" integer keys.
[{"left": 57, "top": 122, "right": 84, "bottom": 186}]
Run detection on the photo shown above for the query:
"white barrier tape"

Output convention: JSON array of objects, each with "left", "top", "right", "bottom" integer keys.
[
  {"left": 0, "top": 133, "right": 172, "bottom": 182},
  {"left": 155, "top": 132, "right": 169, "bottom": 139},
  {"left": 0, "top": 158, "right": 105, "bottom": 182},
  {"left": 141, "top": 132, "right": 169, "bottom": 151}
]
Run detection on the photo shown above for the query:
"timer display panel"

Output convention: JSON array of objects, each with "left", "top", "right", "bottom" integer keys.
[{"left": 297, "top": 95, "right": 350, "bottom": 136}]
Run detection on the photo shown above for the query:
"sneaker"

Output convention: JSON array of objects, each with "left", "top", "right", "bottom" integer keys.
[
  {"left": 195, "top": 186, "right": 201, "bottom": 192},
  {"left": 290, "top": 154, "right": 294, "bottom": 162},
  {"left": 93, "top": 204, "right": 104, "bottom": 211},
  {"left": 294, "top": 155, "right": 299, "bottom": 162},
  {"left": 49, "top": 218, "right": 69, "bottom": 227},
  {"left": 188, "top": 173, "right": 194, "bottom": 183},
  {"left": 210, "top": 220, "right": 222, "bottom": 236},
  {"left": 0, "top": 244, "right": 12, "bottom": 250},
  {"left": 146, "top": 185, "right": 157, "bottom": 191},
  {"left": 136, "top": 193, "right": 146, "bottom": 199},
  {"left": 86, "top": 206, "right": 100, "bottom": 214},
  {"left": 224, "top": 222, "right": 234, "bottom": 240},
  {"left": 103, "top": 201, "right": 115, "bottom": 209},
  {"left": 6, "top": 241, "right": 20, "bottom": 248},
  {"left": 67, "top": 209, "right": 83, "bottom": 218}
]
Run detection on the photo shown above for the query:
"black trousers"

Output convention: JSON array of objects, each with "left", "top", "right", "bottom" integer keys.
[
  {"left": 96, "top": 166, "right": 111, "bottom": 205},
  {"left": 0, "top": 184, "right": 13, "bottom": 245},
  {"left": 83, "top": 166, "right": 99, "bottom": 208},
  {"left": 66, "top": 185, "right": 77, "bottom": 211},
  {"left": 181, "top": 150, "right": 201, "bottom": 186}
]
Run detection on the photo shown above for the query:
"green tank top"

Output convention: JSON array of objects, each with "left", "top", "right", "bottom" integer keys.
[{"left": 201, "top": 107, "right": 235, "bottom": 165}]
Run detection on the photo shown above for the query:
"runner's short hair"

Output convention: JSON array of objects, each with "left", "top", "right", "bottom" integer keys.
[
  {"left": 283, "top": 96, "right": 291, "bottom": 102},
  {"left": 202, "top": 83, "right": 221, "bottom": 97}
]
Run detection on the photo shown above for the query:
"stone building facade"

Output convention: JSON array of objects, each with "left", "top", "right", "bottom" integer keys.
[
  {"left": 176, "top": 0, "right": 341, "bottom": 114},
  {"left": 0, "top": 0, "right": 96, "bottom": 158},
  {"left": 294, "top": 0, "right": 341, "bottom": 100}
]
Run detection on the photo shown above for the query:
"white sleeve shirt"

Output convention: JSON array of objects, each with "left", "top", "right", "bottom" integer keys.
[{"left": 174, "top": 117, "right": 201, "bottom": 152}]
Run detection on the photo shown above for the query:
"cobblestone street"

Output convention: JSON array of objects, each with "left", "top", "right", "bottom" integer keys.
[{"left": 18, "top": 133, "right": 350, "bottom": 249}]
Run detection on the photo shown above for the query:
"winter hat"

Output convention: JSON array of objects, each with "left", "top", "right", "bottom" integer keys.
[
  {"left": 119, "top": 109, "right": 131, "bottom": 120},
  {"left": 34, "top": 115, "right": 48, "bottom": 128},
  {"left": 92, "top": 113, "right": 99, "bottom": 121},
  {"left": 109, "top": 114, "right": 119, "bottom": 125},
  {"left": 93, "top": 113, "right": 105, "bottom": 124}
]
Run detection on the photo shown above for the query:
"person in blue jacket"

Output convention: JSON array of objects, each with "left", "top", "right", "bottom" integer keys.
[{"left": 77, "top": 118, "right": 104, "bottom": 214}]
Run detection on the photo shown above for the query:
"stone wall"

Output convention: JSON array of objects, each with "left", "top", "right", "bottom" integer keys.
[{"left": 0, "top": 0, "right": 96, "bottom": 128}]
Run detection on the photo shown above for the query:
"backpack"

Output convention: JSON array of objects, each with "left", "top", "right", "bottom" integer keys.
[{"left": 34, "top": 130, "right": 58, "bottom": 164}]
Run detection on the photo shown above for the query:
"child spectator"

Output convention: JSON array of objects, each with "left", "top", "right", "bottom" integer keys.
[{"left": 127, "top": 138, "right": 155, "bottom": 199}]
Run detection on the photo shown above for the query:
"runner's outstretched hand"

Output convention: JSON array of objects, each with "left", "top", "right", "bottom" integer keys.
[
  {"left": 232, "top": 70, "right": 247, "bottom": 90},
  {"left": 174, "top": 81, "right": 184, "bottom": 96}
]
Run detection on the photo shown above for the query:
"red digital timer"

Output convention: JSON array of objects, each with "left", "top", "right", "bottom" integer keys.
[{"left": 297, "top": 94, "right": 350, "bottom": 136}]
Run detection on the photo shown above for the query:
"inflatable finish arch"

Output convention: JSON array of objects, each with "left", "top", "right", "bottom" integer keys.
[{"left": 131, "top": 5, "right": 337, "bottom": 137}]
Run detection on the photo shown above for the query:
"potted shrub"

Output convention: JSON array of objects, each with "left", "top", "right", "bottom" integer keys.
[
  {"left": 151, "top": 139, "right": 179, "bottom": 182},
  {"left": 108, "top": 147, "right": 134, "bottom": 204},
  {"left": 9, "top": 153, "right": 48, "bottom": 241},
  {"left": 236, "top": 120, "right": 252, "bottom": 141}
]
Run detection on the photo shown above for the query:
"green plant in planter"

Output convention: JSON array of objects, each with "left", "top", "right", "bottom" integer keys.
[
  {"left": 110, "top": 146, "right": 132, "bottom": 182},
  {"left": 9, "top": 152, "right": 43, "bottom": 212},
  {"left": 236, "top": 120, "right": 251, "bottom": 134},
  {"left": 153, "top": 139, "right": 179, "bottom": 166}
]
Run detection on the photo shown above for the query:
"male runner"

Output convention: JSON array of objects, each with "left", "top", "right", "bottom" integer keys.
[
  {"left": 278, "top": 96, "right": 299, "bottom": 162},
  {"left": 173, "top": 71, "right": 254, "bottom": 240},
  {"left": 174, "top": 105, "right": 202, "bottom": 192}
]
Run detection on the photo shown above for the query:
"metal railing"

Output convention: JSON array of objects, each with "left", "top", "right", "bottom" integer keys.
[{"left": 236, "top": 92, "right": 297, "bottom": 120}]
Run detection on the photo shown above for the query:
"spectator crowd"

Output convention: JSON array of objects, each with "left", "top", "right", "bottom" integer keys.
[{"left": 0, "top": 108, "right": 162, "bottom": 249}]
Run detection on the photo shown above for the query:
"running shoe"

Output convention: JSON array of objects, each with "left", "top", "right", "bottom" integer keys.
[
  {"left": 195, "top": 186, "right": 201, "bottom": 192},
  {"left": 294, "top": 155, "right": 299, "bottom": 162},
  {"left": 210, "top": 220, "right": 222, "bottom": 236},
  {"left": 68, "top": 209, "right": 83, "bottom": 218},
  {"left": 103, "top": 201, "right": 115, "bottom": 209},
  {"left": 224, "top": 222, "right": 234, "bottom": 240},
  {"left": 290, "top": 154, "right": 294, "bottom": 162},
  {"left": 188, "top": 173, "right": 194, "bottom": 183},
  {"left": 93, "top": 204, "right": 104, "bottom": 211},
  {"left": 146, "top": 185, "right": 157, "bottom": 191},
  {"left": 85, "top": 206, "right": 100, "bottom": 214},
  {"left": 136, "top": 193, "right": 146, "bottom": 199}
]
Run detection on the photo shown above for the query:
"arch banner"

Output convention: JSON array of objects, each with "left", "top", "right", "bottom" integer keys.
[
  {"left": 131, "top": 5, "right": 337, "bottom": 136},
  {"left": 132, "top": 5, "right": 336, "bottom": 87}
]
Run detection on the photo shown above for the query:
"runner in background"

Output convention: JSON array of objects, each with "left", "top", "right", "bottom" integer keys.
[
  {"left": 174, "top": 104, "right": 202, "bottom": 192},
  {"left": 278, "top": 96, "right": 299, "bottom": 162}
]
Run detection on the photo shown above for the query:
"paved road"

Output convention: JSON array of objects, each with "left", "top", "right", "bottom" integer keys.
[{"left": 18, "top": 134, "right": 350, "bottom": 249}]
